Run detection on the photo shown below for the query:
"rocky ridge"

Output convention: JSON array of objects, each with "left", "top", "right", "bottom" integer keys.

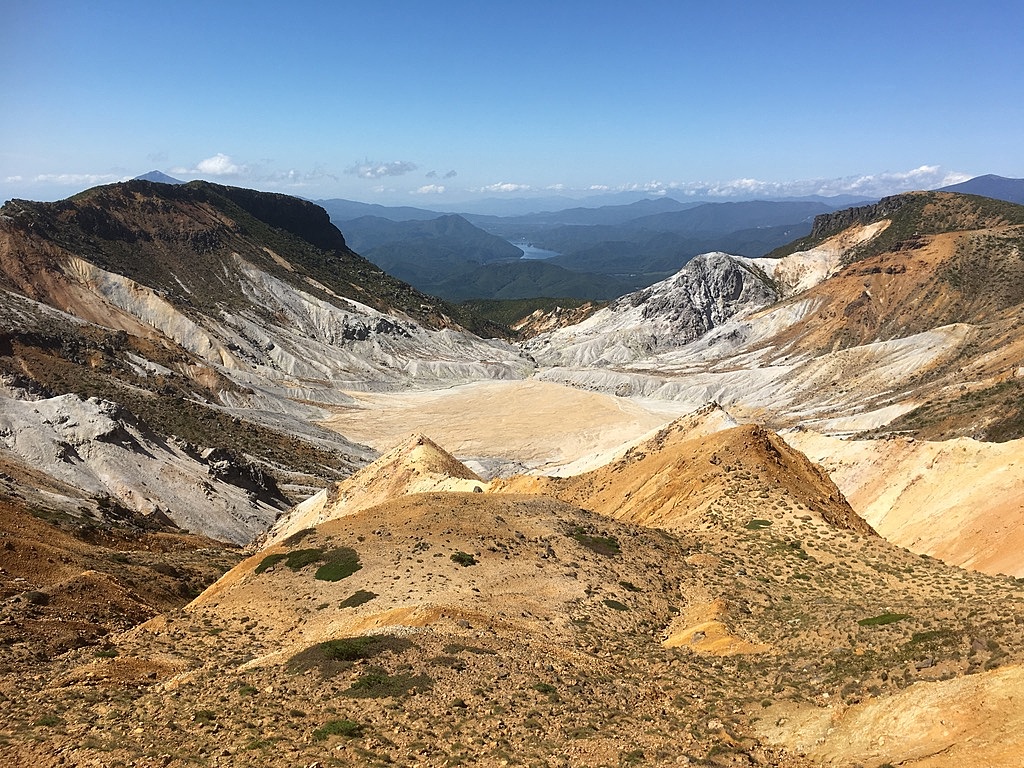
[
  {"left": 531, "top": 192, "right": 1024, "bottom": 438},
  {"left": 524, "top": 252, "right": 779, "bottom": 367}
]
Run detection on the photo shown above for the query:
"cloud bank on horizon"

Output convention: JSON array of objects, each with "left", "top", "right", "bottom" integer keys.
[{"left": 3, "top": 155, "right": 975, "bottom": 206}]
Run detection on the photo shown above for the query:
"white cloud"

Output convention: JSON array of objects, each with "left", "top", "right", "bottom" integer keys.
[
  {"left": 261, "top": 167, "right": 340, "bottom": 189},
  {"left": 604, "top": 166, "right": 972, "bottom": 200},
  {"left": 5, "top": 175, "right": 24, "bottom": 183},
  {"left": 170, "top": 153, "right": 247, "bottom": 178},
  {"left": 345, "top": 160, "right": 418, "bottom": 179},
  {"left": 196, "top": 153, "right": 244, "bottom": 176},
  {"left": 32, "top": 172, "right": 128, "bottom": 185},
  {"left": 170, "top": 153, "right": 246, "bottom": 177},
  {"left": 413, "top": 184, "right": 445, "bottom": 194},
  {"left": 479, "top": 182, "right": 533, "bottom": 193}
]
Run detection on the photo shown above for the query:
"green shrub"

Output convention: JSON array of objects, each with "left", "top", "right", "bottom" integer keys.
[
  {"left": 312, "top": 719, "right": 363, "bottom": 741},
  {"left": 343, "top": 666, "right": 433, "bottom": 698},
  {"left": 283, "top": 548, "right": 325, "bottom": 570},
  {"left": 570, "top": 526, "right": 620, "bottom": 556},
  {"left": 745, "top": 519, "right": 772, "bottom": 530},
  {"left": 255, "top": 545, "right": 362, "bottom": 581},
  {"left": 339, "top": 589, "right": 378, "bottom": 608},
  {"left": 451, "top": 551, "right": 477, "bottom": 567},
  {"left": 287, "top": 635, "right": 414, "bottom": 677},
  {"left": 315, "top": 547, "right": 362, "bottom": 581}
]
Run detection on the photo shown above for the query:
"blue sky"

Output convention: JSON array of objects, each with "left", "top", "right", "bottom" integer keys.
[{"left": 2, "top": 0, "right": 1021, "bottom": 206}]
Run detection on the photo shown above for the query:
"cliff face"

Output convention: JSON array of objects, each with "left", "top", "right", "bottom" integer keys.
[{"left": 809, "top": 195, "right": 911, "bottom": 240}]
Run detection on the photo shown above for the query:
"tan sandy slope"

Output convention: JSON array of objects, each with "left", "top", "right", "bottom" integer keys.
[
  {"left": 494, "top": 405, "right": 872, "bottom": 536},
  {"left": 191, "top": 491, "right": 693, "bottom": 660},
  {"left": 785, "top": 430, "right": 1024, "bottom": 577},
  {"left": 758, "top": 663, "right": 1024, "bottom": 767}
]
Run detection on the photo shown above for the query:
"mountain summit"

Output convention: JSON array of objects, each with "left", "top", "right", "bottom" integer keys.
[{"left": 133, "top": 170, "right": 184, "bottom": 184}]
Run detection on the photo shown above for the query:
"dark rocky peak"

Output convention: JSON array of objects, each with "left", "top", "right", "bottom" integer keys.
[{"left": 809, "top": 194, "right": 913, "bottom": 240}]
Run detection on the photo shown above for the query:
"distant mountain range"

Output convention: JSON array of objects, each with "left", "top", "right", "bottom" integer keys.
[
  {"left": 319, "top": 196, "right": 848, "bottom": 301},
  {"left": 126, "top": 172, "right": 1024, "bottom": 304},
  {"left": 939, "top": 174, "right": 1024, "bottom": 204}
]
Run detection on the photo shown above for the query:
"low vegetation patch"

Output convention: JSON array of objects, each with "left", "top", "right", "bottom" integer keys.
[
  {"left": 451, "top": 551, "right": 477, "bottom": 567},
  {"left": 343, "top": 666, "right": 433, "bottom": 698},
  {"left": 283, "top": 547, "right": 325, "bottom": 570},
  {"left": 315, "top": 547, "right": 362, "bottom": 581},
  {"left": 745, "top": 519, "right": 772, "bottom": 530},
  {"left": 312, "top": 719, "right": 363, "bottom": 741},
  {"left": 603, "top": 598, "right": 629, "bottom": 611},
  {"left": 339, "top": 589, "right": 378, "bottom": 608},
  {"left": 255, "top": 545, "right": 362, "bottom": 581},
  {"left": 287, "top": 635, "right": 414, "bottom": 678},
  {"left": 569, "top": 526, "right": 621, "bottom": 556}
]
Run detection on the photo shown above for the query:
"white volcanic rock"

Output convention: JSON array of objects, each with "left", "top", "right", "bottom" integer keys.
[
  {"left": 59, "top": 253, "right": 533, "bottom": 410},
  {"left": 0, "top": 387, "right": 282, "bottom": 544},
  {"left": 746, "top": 220, "right": 890, "bottom": 297},
  {"left": 537, "top": 322, "right": 971, "bottom": 433},
  {"left": 524, "top": 252, "right": 779, "bottom": 368}
]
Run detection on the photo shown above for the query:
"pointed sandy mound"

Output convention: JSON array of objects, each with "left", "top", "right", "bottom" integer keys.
[
  {"left": 265, "top": 434, "right": 486, "bottom": 546},
  {"left": 495, "top": 407, "right": 871, "bottom": 536}
]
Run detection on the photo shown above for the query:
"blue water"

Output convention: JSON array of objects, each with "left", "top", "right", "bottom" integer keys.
[{"left": 511, "top": 240, "right": 561, "bottom": 260}]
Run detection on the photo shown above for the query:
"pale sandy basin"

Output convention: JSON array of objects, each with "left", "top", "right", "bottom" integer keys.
[{"left": 320, "top": 378, "right": 696, "bottom": 475}]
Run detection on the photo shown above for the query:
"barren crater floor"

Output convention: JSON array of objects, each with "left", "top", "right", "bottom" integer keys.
[{"left": 321, "top": 379, "right": 695, "bottom": 475}]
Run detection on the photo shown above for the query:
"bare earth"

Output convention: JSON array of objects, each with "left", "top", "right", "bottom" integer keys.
[
  {"left": 786, "top": 430, "right": 1024, "bottom": 577},
  {"left": 321, "top": 379, "right": 694, "bottom": 475}
]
